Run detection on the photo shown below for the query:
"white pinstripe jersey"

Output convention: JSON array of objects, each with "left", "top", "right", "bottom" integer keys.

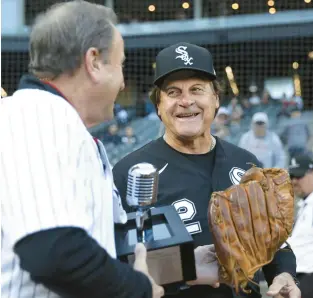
[
  {"left": 0, "top": 89, "right": 127, "bottom": 298},
  {"left": 287, "top": 192, "right": 313, "bottom": 274}
]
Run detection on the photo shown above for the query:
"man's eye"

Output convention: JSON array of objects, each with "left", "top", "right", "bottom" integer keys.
[
  {"left": 193, "top": 87, "right": 203, "bottom": 92},
  {"left": 168, "top": 90, "right": 178, "bottom": 96}
]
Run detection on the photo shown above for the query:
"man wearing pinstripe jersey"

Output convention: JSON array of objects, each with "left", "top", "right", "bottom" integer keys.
[{"left": 0, "top": 1, "right": 164, "bottom": 297}]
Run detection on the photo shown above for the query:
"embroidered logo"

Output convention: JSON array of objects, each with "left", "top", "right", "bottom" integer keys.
[
  {"left": 158, "top": 163, "right": 168, "bottom": 175},
  {"left": 289, "top": 158, "right": 300, "bottom": 169},
  {"left": 175, "top": 46, "right": 194, "bottom": 65},
  {"left": 229, "top": 167, "right": 246, "bottom": 185}
]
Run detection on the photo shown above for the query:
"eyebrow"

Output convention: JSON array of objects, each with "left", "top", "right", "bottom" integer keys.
[
  {"left": 164, "top": 83, "right": 207, "bottom": 91},
  {"left": 163, "top": 85, "right": 180, "bottom": 91}
]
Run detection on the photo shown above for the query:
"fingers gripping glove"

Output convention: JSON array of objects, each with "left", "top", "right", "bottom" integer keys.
[{"left": 208, "top": 166, "right": 295, "bottom": 294}]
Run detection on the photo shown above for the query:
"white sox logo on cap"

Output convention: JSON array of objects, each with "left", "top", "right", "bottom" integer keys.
[
  {"left": 289, "top": 158, "right": 300, "bottom": 168},
  {"left": 175, "top": 46, "right": 193, "bottom": 65}
]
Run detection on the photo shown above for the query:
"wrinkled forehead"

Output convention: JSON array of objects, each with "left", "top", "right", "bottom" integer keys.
[{"left": 161, "top": 70, "right": 213, "bottom": 90}]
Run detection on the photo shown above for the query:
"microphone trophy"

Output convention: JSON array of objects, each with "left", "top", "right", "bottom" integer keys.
[{"left": 115, "top": 163, "right": 196, "bottom": 293}]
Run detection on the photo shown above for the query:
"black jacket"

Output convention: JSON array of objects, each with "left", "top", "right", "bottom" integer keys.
[{"left": 113, "top": 136, "right": 297, "bottom": 298}]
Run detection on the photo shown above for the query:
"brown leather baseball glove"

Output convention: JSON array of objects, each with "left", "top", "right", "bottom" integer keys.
[{"left": 208, "top": 166, "right": 295, "bottom": 294}]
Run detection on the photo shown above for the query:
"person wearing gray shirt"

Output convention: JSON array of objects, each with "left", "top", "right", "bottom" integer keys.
[{"left": 238, "top": 112, "right": 287, "bottom": 168}]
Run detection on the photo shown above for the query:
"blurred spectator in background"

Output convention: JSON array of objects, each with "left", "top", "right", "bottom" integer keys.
[
  {"left": 114, "top": 103, "right": 129, "bottom": 125},
  {"left": 280, "top": 107, "right": 311, "bottom": 159},
  {"left": 106, "top": 123, "right": 122, "bottom": 145},
  {"left": 287, "top": 154, "right": 313, "bottom": 298},
  {"left": 227, "top": 97, "right": 243, "bottom": 136},
  {"left": 122, "top": 126, "right": 138, "bottom": 145},
  {"left": 277, "top": 92, "right": 296, "bottom": 120},
  {"left": 229, "top": 110, "right": 242, "bottom": 137},
  {"left": 238, "top": 112, "right": 286, "bottom": 168},
  {"left": 211, "top": 107, "right": 231, "bottom": 141},
  {"left": 227, "top": 97, "right": 243, "bottom": 118},
  {"left": 242, "top": 98, "right": 252, "bottom": 117},
  {"left": 261, "top": 89, "right": 271, "bottom": 106},
  {"left": 248, "top": 85, "right": 261, "bottom": 106},
  {"left": 290, "top": 92, "right": 304, "bottom": 111}
]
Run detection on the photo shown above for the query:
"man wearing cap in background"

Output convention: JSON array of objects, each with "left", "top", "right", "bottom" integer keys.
[
  {"left": 287, "top": 154, "right": 313, "bottom": 298},
  {"left": 238, "top": 112, "right": 286, "bottom": 168},
  {"left": 280, "top": 106, "right": 311, "bottom": 160},
  {"left": 113, "top": 42, "right": 300, "bottom": 298}
]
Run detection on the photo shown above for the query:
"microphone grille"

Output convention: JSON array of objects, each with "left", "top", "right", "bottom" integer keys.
[{"left": 126, "top": 163, "right": 159, "bottom": 207}]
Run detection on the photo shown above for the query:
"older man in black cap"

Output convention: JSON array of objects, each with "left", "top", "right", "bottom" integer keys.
[
  {"left": 287, "top": 154, "right": 313, "bottom": 298},
  {"left": 113, "top": 42, "right": 300, "bottom": 298}
]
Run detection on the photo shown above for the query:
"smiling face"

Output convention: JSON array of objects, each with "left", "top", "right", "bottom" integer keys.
[{"left": 157, "top": 71, "right": 219, "bottom": 140}]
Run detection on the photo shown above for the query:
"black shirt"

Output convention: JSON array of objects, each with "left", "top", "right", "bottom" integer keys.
[
  {"left": 113, "top": 136, "right": 297, "bottom": 298},
  {"left": 113, "top": 137, "right": 252, "bottom": 248}
]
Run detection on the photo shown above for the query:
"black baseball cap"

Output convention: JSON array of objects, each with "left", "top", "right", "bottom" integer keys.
[
  {"left": 288, "top": 154, "right": 313, "bottom": 178},
  {"left": 153, "top": 42, "right": 217, "bottom": 87}
]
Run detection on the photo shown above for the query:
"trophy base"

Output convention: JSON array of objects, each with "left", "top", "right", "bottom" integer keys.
[{"left": 115, "top": 205, "right": 196, "bottom": 294}]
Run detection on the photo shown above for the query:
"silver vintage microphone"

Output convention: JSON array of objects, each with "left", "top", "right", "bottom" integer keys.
[{"left": 126, "top": 163, "right": 159, "bottom": 242}]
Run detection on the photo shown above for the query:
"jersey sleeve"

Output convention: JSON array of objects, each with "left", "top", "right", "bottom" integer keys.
[{"left": 0, "top": 94, "right": 96, "bottom": 247}]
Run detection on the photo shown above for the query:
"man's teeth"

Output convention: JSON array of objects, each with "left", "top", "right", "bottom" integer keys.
[{"left": 178, "top": 113, "right": 198, "bottom": 118}]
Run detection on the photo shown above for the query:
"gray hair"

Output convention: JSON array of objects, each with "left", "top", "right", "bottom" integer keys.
[{"left": 28, "top": 0, "right": 117, "bottom": 79}]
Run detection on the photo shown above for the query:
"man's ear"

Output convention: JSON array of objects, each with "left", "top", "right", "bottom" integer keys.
[
  {"left": 213, "top": 95, "right": 220, "bottom": 119},
  {"left": 85, "top": 47, "right": 102, "bottom": 83},
  {"left": 157, "top": 105, "right": 162, "bottom": 121},
  {"left": 215, "top": 95, "right": 220, "bottom": 109}
]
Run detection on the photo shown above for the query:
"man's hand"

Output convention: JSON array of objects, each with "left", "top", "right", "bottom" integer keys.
[
  {"left": 267, "top": 273, "right": 301, "bottom": 298},
  {"left": 133, "top": 243, "right": 164, "bottom": 298},
  {"left": 187, "top": 245, "right": 220, "bottom": 288}
]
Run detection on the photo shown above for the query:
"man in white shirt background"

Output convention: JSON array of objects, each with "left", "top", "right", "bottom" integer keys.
[
  {"left": 288, "top": 154, "right": 313, "bottom": 298},
  {"left": 238, "top": 112, "right": 287, "bottom": 168}
]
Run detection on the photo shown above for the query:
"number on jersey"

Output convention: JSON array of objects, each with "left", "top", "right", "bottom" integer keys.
[{"left": 172, "top": 198, "right": 202, "bottom": 234}]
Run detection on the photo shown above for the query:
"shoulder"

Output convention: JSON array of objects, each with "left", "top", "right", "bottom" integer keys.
[
  {"left": 14, "top": 89, "right": 80, "bottom": 115},
  {"left": 218, "top": 137, "right": 261, "bottom": 166},
  {"left": 1, "top": 89, "right": 89, "bottom": 150},
  {"left": 3, "top": 89, "right": 86, "bottom": 132},
  {"left": 239, "top": 130, "right": 251, "bottom": 139},
  {"left": 271, "top": 132, "right": 282, "bottom": 142}
]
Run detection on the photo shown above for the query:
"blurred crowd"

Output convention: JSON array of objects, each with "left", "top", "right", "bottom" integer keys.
[{"left": 211, "top": 89, "right": 312, "bottom": 169}]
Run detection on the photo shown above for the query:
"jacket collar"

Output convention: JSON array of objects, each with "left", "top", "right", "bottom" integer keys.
[{"left": 18, "top": 74, "right": 68, "bottom": 101}]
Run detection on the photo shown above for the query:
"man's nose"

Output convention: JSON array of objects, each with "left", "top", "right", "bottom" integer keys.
[{"left": 179, "top": 96, "right": 195, "bottom": 107}]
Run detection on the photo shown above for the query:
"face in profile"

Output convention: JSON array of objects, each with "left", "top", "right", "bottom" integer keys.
[
  {"left": 86, "top": 27, "right": 125, "bottom": 123},
  {"left": 157, "top": 71, "right": 219, "bottom": 140}
]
